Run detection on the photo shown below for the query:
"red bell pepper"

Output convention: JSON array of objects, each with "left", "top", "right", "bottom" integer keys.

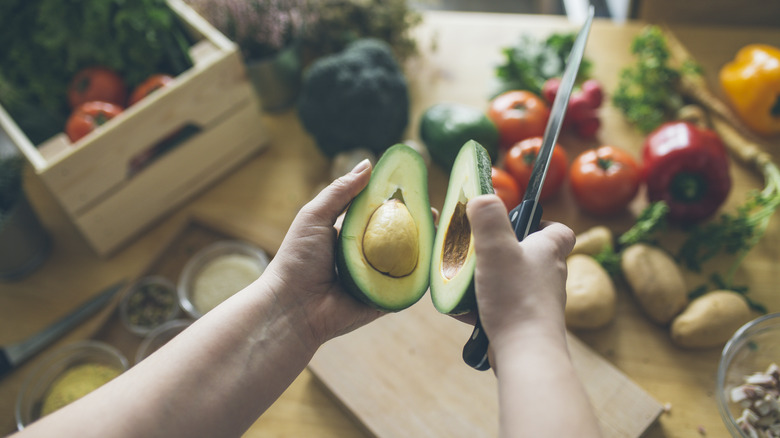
[{"left": 642, "top": 121, "right": 732, "bottom": 224}]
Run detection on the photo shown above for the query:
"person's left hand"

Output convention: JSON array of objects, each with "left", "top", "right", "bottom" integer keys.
[{"left": 261, "top": 159, "right": 384, "bottom": 349}]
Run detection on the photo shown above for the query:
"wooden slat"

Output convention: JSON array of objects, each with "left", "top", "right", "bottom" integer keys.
[{"left": 73, "top": 99, "right": 269, "bottom": 256}]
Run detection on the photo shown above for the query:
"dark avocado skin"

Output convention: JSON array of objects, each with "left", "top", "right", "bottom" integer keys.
[
  {"left": 335, "top": 237, "right": 384, "bottom": 310},
  {"left": 420, "top": 103, "right": 499, "bottom": 171}
]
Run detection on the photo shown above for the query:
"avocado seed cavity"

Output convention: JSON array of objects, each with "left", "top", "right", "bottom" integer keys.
[
  {"left": 362, "top": 198, "right": 419, "bottom": 277},
  {"left": 441, "top": 202, "right": 471, "bottom": 280}
]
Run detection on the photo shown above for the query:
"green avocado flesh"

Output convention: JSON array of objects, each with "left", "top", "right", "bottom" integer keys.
[
  {"left": 337, "top": 144, "right": 435, "bottom": 311},
  {"left": 430, "top": 140, "right": 494, "bottom": 315}
]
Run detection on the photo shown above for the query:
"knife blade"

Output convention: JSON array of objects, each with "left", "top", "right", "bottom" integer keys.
[
  {"left": 462, "top": 6, "right": 595, "bottom": 371},
  {"left": 0, "top": 280, "right": 126, "bottom": 380}
]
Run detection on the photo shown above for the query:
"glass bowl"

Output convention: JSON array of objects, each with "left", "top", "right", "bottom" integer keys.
[
  {"left": 15, "top": 340, "right": 129, "bottom": 430},
  {"left": 177, "top": 240, "right": 269, "bottom": 319},
  {"left": 717, "top": 312, "right": 780, "bottom": 437},
  {"left": 135, "top": 319, "right": 192, "bottom": 364},
  {"left": 119, "top": 275, "right": 180, "bottom": 336}
]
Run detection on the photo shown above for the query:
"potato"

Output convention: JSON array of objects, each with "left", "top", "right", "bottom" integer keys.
[
  {"left": 571, "top": 226, "right": 613, "bottom": 257},
  {"left": 621, "top": 243, "right": 688, "bottom": 325},
  {"left": 564, "top": 254, "right": 616, "bottom": 329},
  {"left": 671, "top": 290, "right": 752, "bottom": 349}
]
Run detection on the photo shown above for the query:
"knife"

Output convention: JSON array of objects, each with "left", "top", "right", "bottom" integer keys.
[
  {"left": 0, "top": 280, "right": 126, "bottom": 380},
  {"left": 462, "top": 6, "right": 595, "bottom": 371}
]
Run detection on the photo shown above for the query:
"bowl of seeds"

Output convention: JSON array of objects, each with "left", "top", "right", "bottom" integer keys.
[
  {"left": 119, "top": 275, "right": 180, "bottom": 336},
  {"left": 717, "top": 312, "right": 780, "bottom": 437}
]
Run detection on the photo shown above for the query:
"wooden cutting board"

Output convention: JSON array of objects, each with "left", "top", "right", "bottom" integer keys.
[{"left": 309, "top": 297, "right": 663, "bottom": 437}]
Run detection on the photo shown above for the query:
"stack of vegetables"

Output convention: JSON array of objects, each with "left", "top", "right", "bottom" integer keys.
[
  {"left": 0, "top": 0, "right": 193, "bottom": 145},
  {"left": 412, "top": 26, "right": 780, "bottom": 350}
]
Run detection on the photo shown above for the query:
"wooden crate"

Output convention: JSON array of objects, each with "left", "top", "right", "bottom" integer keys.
[{"left": 0, "top": 0, "right": 269, "bottom": 257}]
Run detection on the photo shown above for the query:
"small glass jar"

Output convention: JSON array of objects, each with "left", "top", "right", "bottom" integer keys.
[
  {"left": 178, "top": 240, "right": 269, "bottom": 319},
  {"left": 119, "top": 275, "right": 180, "bottom": 336},
  {"left": 717, "top": 313, "right": 780, "bottom": 437},
  {"left": 15, "top": 341, "right": 129, "bottom": 430}
]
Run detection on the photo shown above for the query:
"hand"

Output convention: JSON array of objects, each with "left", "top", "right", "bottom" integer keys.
[
  {"left": 262, "top": 159, "right": 384, "bottom": 349},
  {"left": 466, "top": 194, "right": 575, "bottom": 349}
]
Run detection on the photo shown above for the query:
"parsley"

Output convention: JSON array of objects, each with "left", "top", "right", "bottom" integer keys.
[
  {"left": 611, "top": 26, "right": 700, "bottom": 134},
  {"left": 493, "top": 32, "right": 592, "bottom": 97}
]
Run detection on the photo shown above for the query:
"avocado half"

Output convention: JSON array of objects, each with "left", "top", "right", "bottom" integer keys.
[
  {"left": 430, "top": 140, "right": 494, "bottom": 315},
  {"left": 336, "top": 144, "right": 435, "bottom": 311}
]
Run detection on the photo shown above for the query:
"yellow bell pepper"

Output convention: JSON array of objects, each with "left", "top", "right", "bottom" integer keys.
[{"left": 719, "top": 44, "right": 780, "bottom": 136}]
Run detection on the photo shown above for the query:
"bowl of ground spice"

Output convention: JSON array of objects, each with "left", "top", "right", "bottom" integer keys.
[
  {"left": 119, "top": 275, "right": 180, "bottom": 336},
  {"left": 177, "top": 240, "right": 269, "bottom": 319},
  {"left": 15, "top": 340, "right": 128, "bottom": 430}
]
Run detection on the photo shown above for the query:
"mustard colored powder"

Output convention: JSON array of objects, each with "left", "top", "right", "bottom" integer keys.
[{"left": 40, "top": 363, "right": 121, "bottom": 416}]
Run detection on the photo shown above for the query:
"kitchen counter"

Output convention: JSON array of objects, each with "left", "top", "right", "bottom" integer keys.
[{"left": 1, "top": 11, "right": 779, "bottom": 437}]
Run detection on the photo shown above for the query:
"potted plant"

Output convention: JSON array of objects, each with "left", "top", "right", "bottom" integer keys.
[
  {"left": 186, "top": 0, "right": 309, "bottom": 112},
  {"left": 0, "top": 154, "right": 51, "bottom": 281}
]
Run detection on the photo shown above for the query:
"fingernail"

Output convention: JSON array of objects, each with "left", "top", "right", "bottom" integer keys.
[{"left": 350, "top": 159, "right": 370, "bottom": 175}]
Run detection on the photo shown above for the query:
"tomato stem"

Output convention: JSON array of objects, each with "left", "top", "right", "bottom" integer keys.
[
  {"left": 670, "top": 172, "right": 708, "bottom": 202},
  {"left": 597, "top": 157, "right": 613, "bottom": 170}
]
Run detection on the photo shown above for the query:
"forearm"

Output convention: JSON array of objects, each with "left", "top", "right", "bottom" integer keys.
[
  {"left": 492, "top": 321, "right": 602, "bottom": 438},
  {"left": 18, "top": 277, "right": 316, "bottom": 438}
]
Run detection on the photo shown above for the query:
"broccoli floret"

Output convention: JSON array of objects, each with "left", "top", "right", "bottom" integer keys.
[{"left": 297, "top": 38, "right": 410, "bottom": 157}]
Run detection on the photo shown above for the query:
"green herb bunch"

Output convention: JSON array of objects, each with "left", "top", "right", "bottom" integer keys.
[
  {"left": 0, "top": 0, "right": 193, "bottom": 145},
  {"left": 611, "top": 26, "right": 700, "bottom": 134},
  {"left": 186, "top": 0, "right": 308, "bottom": 61},
  {"left": 0, "top": 155, "right": 25, "bottom": 224},
  {"left": 493, "top": 32, "right": 593, "bottom": 98},
  {"left": 613, "top": 25, "right": 780, "bottom": 293}
]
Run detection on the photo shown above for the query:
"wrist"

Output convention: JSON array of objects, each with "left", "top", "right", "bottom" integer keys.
[
  {"left": 245, "top": 275, "right": 323, "bottom": 355},
  {"left": 489, "top": 315, "right": 569, "bottom": 361}
]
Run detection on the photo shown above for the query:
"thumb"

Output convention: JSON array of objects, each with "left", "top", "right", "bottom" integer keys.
[
  {"left": 466, "top": 194, "right": 515, "bottom": 253},
  {"left": 302, "top": 159, "right": 372, "bottom": 226}
]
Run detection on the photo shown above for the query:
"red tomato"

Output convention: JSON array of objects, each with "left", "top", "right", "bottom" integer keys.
[
  {"left": 487, "top": 90, "right": 550, "bottom": 150},
  {"left": 68, "top": 67, "right": 127, "bottom": 108},
  {"left": 570, "top": 145, "right": 641, "bottom": 215},
  {"left": 491, "top": 167, "right": 522, "bottom": 211},
  {"left": 503, "top": 137, "right": 568, "bottom": 202},
  {"left": 128, "top": 74, "right": 175, "bottom": 106},
  {"left": 65, "top": 101, "right": 124, "bottom": 143}
]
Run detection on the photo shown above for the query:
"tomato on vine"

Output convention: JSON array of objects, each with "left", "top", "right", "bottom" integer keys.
[
  {"left": 503, "top": 136, "right": 568, "bottom": 202},
  {"left": 65, "top": 101, "right": 124, "bottom": 143},
  {"left": 570, "top": 145, "right": 641, "bottom": 215},
  {"left": 487, "top": 90, "right": 550, "bottom": 150},
  {"left": 68, "top": 67, "right": 127, "bottom": 108},
  {"left": 491, "top": 166, "right": 522, "bottom": 211}
]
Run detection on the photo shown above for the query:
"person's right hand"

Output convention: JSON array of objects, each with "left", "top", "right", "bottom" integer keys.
[{"left": 465, "top": 194, "right": 575, "bottom": 354}]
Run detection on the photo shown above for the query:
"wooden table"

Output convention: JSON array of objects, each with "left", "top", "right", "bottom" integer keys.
[{"left": 1, "top": 11, "right": 779, "bottom": 437}]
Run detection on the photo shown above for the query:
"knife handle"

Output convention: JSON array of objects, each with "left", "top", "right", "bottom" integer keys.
[
  {"left": 462, "top": 200, "right": 543, "bottom": 371},
  {"left": 509, "top": 199, "right": 543, "bottom": 241},
  {"left": 462, "top": 318, "right": 491, "bottom": 370},
  {"left": 0, "top": 351, "right": 11, "bottom": 380}
]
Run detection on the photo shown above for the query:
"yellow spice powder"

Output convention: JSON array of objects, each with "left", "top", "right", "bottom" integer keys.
[{"left": 40, "top": 363, "right": 121, "bottom": 416}]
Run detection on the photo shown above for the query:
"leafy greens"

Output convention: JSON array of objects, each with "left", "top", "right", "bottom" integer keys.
[{"left": 0, "top": 0, "right": 193, "bottom": 145}]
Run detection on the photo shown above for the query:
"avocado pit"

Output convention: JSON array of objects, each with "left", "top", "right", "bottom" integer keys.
[{"left": 362, "top": 198, "right": 419, "bottom": 277}]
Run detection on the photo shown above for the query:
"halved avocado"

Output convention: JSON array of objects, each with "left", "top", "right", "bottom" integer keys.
[
  {"left": 336, "top": 144, "right": 435, "bottom": 311},
  {"left": 430, "top": 140, "right": 494, "bottom": 315}
]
